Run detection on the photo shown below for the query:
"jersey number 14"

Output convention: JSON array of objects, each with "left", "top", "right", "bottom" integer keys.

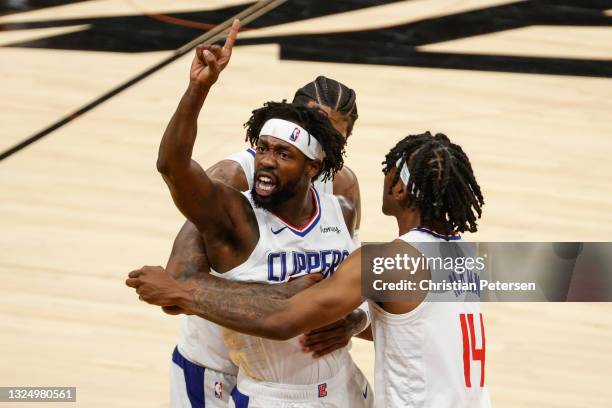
[{"left": 459, "top": 313, "right": 485, "bottom": 388}]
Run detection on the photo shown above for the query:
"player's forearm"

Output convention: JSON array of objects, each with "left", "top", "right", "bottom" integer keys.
[
  {"left": 175, "top": 275, "right": 299, "bottom": 340},
  {"left": 168, "top": 258, "right": 203, "bottom": 281},
  {"left": 267, "top": 276, "right": 322, "bottom": 299},
  {"left": 156, "top": 83, "right": 227, "bottom": 230},
  {"left": 157, "top": 83, "right": 211, "bottom": 175}
]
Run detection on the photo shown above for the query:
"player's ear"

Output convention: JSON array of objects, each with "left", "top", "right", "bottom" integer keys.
[
  {"left": 393, "top": 180, "right": 408, "bottom": 202},
  {"left": 306, "top": 159, "right": 322, "bottom": 180}
]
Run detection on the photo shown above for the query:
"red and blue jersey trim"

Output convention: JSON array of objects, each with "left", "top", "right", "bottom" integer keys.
[
  {"left": 270, "top": 188, "right": 321, "bottom": 237},
  {"left": 412, "top": 227, "right": 461, "bottom": 241}
]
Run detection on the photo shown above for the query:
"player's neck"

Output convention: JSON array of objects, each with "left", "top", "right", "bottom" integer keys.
[
  {"left": 396, "top": 210, "right": 449, "bottom": 237},
  {"left": 269, "top": 186, "right": 315, "bottom": 227},
  {"left": 395, "top": 209, "right": 421, "bottom": 236}
]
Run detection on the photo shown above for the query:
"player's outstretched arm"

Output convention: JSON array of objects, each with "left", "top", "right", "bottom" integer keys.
[
  {"left": 163, "top": 222, "right": 307, "bottom": 301},
  {"left": 294, "top": 166, "right": 367, "bottom": 355},
  {"left": 126, "top": 249, "right": 364, "bottom": 340},
  {"left": 156, "top": 20, "right": 240, "bottom": 231}
]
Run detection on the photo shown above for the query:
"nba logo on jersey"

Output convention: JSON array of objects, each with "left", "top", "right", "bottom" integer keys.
[
  {"left": 290, "top": 127, "right": 300, "bottom": 141},
  {"left": 318, "top": 383, "right": 327, "bottom": 398},
  {"left": 214, "top": 382, "right": 223, "bottom": 399}
]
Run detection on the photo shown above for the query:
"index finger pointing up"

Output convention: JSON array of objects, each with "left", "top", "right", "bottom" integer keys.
[{"left": 223, "top": 19, "right": 240, "bottom": 53}]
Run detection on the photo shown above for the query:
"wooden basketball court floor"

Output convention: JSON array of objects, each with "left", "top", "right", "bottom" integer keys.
[{"left": 1, "top": 1, "right": 611, "bottom": 406}]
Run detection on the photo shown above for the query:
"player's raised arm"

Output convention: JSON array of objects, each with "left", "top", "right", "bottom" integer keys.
[
  {"left": 164, "top": 160, "right": 250, "bottom": 280},
  {"left": 156, "top": 20, "right": 240, "bottom": 231}
]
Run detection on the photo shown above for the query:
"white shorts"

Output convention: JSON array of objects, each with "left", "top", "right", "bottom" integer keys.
[
  {"left": 170, "top": 346, "right": 237, "bottom": 408},
  {"left": 229, "top": 360, "right": 373, "bottom": 408}
]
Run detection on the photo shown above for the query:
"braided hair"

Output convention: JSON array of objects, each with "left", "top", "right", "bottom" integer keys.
[
  {"left": 244, "top": 101, "right": 345, "bottom": 182},
  {"left": 292, "top": 76, "right": 358, "bottom": 137},
  {"left": 382, "top": 132, "right": 484, "bottom": 237}
]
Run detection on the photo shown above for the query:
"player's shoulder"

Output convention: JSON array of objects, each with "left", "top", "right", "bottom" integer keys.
[
  {"left": 225, "top": 147, "right": 256, "bottom": 162},
  {"left": 333, "top": 165, "right": 358, "bottom": 190},
  {"left": 206, "top": 157, "right": 250, "bottom": 191},
  {"left": 334, "top": 194, "right": 354, "bottom": 218},
  {"left": 332, "top": 165, "right": 360, "bottom": 210}
]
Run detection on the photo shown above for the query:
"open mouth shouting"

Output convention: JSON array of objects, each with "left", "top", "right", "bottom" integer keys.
[{"left": 255, "top": 172, "right": 278, "bottom": 197}]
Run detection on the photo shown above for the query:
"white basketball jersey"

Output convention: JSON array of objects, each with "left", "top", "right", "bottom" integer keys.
[
  {"left": 177, "top": 149, "right": 335, "bottom": 375},
  {"left": 370, "top": 228, "right": 491, "bottom": 408},
  {"left": 221, "top": 188, "right": 356, "bottom": 384},
  {"left": 226, "top": 147, "right": 334, "bottom": 194},
  {"left": 177, "top": 315, "right": 237, "bottom": 374}
]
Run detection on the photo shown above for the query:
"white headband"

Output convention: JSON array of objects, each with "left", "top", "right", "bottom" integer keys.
[
  {"left": 259, "top": 118, "right": 325, "bottom": 160},
  {"left": 396, "top": 158, "right": 420, "bottom": 197},
  {"left": 396, "top": 158, "right": 411, "bottom": 185}
]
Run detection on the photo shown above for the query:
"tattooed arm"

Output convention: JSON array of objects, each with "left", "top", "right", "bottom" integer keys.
[
  {"left": 166, "top": 221, "right": 208, "bottom": 281},
  {"left": 162, "top": 221, "right": 314, "bottom": 316},
  {"left": 163, "top": 214, "right": 322, "bottom": 301},
  {"left": 129, "top": 263, "right": 323, "bottom": 307},
  {"left": 126, "top": 249, "right": 363, "bottom": 340}
]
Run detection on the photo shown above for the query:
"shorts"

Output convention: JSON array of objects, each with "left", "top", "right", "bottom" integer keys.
[
  {"left": 170, "top": 346, "right": 237, "bottom": 408},
  {"left": 229, "top": 360, "right": 373, "bottom": 408}
]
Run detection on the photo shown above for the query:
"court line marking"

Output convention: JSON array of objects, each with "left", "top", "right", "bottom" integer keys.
[{"left": 0, "top": 0, "right": 287, "bottom": 162}]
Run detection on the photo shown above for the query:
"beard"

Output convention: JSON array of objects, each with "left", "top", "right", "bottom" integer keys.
[{"left": 251, "top": 179, "right": 300, "bottom": 211}]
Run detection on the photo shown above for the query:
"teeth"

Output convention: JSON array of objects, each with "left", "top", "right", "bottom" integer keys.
[
  {"left": 257, "top": 181, "right": 274, "bottom": 191},
  {"left": 258, "top": 176, "right": 273, "bottom": 184}
]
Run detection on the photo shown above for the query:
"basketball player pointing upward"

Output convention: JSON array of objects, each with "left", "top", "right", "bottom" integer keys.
[
  {"left": 149, "top": 19, "right": 372, "bottom": 407},
  {"left": 165, "top": 78, "right": 367, "bottom": 407},
  {"left": 165, "top": 78, "right": 367, "bottom": 406},
  {"left": 129, "top": 133, "right": 491, "bottom": 407}
]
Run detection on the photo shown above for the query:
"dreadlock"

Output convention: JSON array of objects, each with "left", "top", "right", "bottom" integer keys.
[
  {"left": 292, "top": 76, "right": 358, "bottom": 137},
  {"left": 244, "top": 101, "right": 346, "bottom": 182},
  {"left": 382, "top": 132, "right": 484, "bottom": 238}
]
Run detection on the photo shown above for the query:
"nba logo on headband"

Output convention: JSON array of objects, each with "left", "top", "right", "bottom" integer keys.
[
  {"left": 290, "top": 127, "right": 300, "bottom": 141},
  {"left": 259, "top": 118, "right": 325, "bottom": 160}
]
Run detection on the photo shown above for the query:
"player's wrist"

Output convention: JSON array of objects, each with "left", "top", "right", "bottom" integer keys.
[
  {"left": 186, "top": 81, "right": 211, "bottom": 99},
  {"left": 173, "top": 280, "right": 195, "bottom": 312}
]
